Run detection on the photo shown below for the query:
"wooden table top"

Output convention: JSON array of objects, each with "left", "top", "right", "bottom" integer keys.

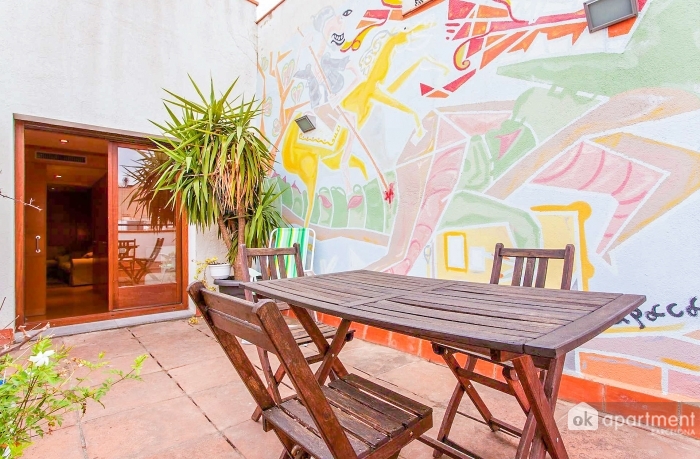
[{"left": 244, "top": 270, "right": 646, "bottom": 359}]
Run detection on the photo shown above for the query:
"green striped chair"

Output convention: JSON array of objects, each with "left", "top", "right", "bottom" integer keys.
[{"left": 269, "top": 227, "right": 316, "bottom": 276}]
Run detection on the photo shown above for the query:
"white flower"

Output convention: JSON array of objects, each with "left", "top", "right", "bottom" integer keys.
[
  {"left": 28, "top": 350, "right": 55, "bottom": 367},
  {"left": 3, "top": 445, "right": 11, "bottom": 458}
]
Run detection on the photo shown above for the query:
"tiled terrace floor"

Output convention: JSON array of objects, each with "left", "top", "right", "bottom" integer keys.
[{"left": 24, "top": 319, "right": 700, "bottom": 459}]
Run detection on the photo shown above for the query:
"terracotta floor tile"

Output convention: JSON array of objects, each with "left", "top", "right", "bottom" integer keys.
[
  {"left": 168, "top": 355, "right": 241, "bottom": 394},
  {"left": 139, "top": 333, "right": 225, "bottom": 370},
  {"left": 142, "top": 433, "right": 244, "bottom": 459},
  {"left": 81, "top": 370, "right": 183, "bottom": 421},
  {"left": 72, "top": 352, "right": 161, "bottom": 387},
  {"left": 22, "top": 322, "right": 700, "bottom": 458},
  {"left": 339, "top": 341, "right": 421, "bottom": 376},
  {"left": 82, "top": 396, "right": 216, "bottom": 459},
  {"left": 190, "top": 381, "right": 257, "bottom": 431},
  {"left": 62, "top": 327, "right": 147, "bottom": 360},
  {"left": 223, "top": 419, "right": 283, "bottom": 459},
  {"left": 129, "top": 319, "right": 198, "bottom": 338},
  {"left": 22, "top": 425, "right": 85, "bottom": 459}
]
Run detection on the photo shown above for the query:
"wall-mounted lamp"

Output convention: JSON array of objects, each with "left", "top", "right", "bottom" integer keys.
[
  {"left": 584, "top": 0, "right": 638, "bottom": 33},
  {"left": 294, "top": 115, "right": 316, "bottom": 133}
]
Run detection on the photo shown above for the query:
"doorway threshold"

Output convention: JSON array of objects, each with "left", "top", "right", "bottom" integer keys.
[{"left": 16, "top": 308, "right": 194, "bottom": 341}]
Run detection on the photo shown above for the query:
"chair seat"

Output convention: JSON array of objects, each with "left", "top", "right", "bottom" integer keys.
[
  {"left": 285, "top": 316, "right": 355, "bottom": 346},
  {"left": 262, "top": 374, "right": 432, "bottom": 459}
]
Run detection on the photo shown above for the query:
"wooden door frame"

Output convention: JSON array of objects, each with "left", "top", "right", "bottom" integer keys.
[
  {"left": 109, "top": 142, "right": 188, "bottom": 311},
  {"left": 14, "top": 115, "right": 190, "bottom": 329}
]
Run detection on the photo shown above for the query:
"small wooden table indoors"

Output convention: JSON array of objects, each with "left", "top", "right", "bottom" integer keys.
[{"left": 244, "top": 270, "right": 645, "bottom": 459}]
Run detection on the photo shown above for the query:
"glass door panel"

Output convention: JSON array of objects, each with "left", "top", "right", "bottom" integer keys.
[{"left": 112, "top": 145, "right": 183, "bottom": 309}]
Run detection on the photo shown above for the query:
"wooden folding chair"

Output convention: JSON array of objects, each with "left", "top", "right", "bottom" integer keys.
[
  {"left": 239, "top": 243, "right": 355, "bottom": 422},
  {"left": 430, "top": 243, "right": 575, "bottom": 459},
  {"left": 188, "top": 282, "right": 433, "bottom": 459}
]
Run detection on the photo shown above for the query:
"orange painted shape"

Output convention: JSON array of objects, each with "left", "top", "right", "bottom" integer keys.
[
  {"left": 685, "top": 330, "right": 700, "bottom": 340},
  {"left": 680, "top": 404, "right": 700, "bottom": 439},
  {"left": 559, "top": 374, "right": 605, "bottom": 410},
  {"left": 388, "top": 332, "right": 421, "bottom": 355},
  {"left": 509, "top": 31, "right": 539, "bottom": 53},
  {"left": 427, "top": 90, "right": 450, "bottom": 99},
  {"left": 418, "top": 339, "right": 445, "bottom": 364},
  {"left": 389, "top": 9, "right": 403, "bottom": 21},
  {"left": 363, "top": 325, "right": 391, "bottom": 346},
  {"left": 357, "top": 19, "right": 375, "bottom": 29},
  {"left": 481, "top": 31, "right": 526, "bottom": 68},
  {"left": 485, "top": 33, "right": 506, "bottom": 46},
  {"left": 0, "top": 328, "right": 12, "bottom": 346},
  {"left": 477, "top": 5, "right": 509, "bottom": 18},
  {"left": 472, "top": 21, "right": 487, "bottom": 35},
  {"left": 541, "top": 22, "right": 587, "bottom": 44},
  {"left": 604, "top": 385, "right": 680, "bottom": 428},
  {"left": 579, "top": 352, "right": 663, "bottom": 391},
  {"left": 607, "top": 16, "right": 636, "bottom": 37}
]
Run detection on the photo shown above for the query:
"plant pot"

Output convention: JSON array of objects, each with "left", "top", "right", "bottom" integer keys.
[
  {"left": 213, "top": 278, "right": 246, "bottom": 300},
  {"left": 208, "top": 263, "right": 231, "bottom": 280}
]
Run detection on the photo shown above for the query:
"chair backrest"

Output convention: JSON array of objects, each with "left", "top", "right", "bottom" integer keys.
[
  {"left": 145, "top": 237, "right": 165, "bottom": 262},
  {"left": 270, "top": 227, "right": 315, "bottom": 275},
  {"left": 490, "top": 243, "right": 575, "bottom": 290},
  {"left": 239, "top": 244, "right": 305, "bottom": 302},
  {"left": 187, "top": 282, "right": 358, "bottom": 459},
  {"left": 118, "top": 239, "right": 137, "bottom": 259}
]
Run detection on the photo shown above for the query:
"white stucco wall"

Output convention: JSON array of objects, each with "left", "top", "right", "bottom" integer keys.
[{"left": 0, "top": 0, "right": 258, "bottom": 327}]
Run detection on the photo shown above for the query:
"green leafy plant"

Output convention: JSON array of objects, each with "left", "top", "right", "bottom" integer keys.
[
  {"left": 0, "top": 337, "right": 147, "bottom": 458},
  {"left": 129, "top": 76, "right": 279, "bottom": 279},
  {"left": 228, "top": 180, "right": 288, "bottom": 261}
]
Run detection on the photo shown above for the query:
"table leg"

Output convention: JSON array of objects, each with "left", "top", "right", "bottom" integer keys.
[
  {"left": 528, "top": 357, "right": 564, "bottom": 459},
  {"left": 289, "top": 304, "right": 349, "bottom": 378},
  {"left": 315, "top": 319, "right": 352, "bottom": 384},
  {"left": 512, "top": 356, "right": 568, "bottom": 459}
]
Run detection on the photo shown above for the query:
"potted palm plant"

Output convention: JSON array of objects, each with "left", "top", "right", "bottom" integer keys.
[{"left": 127, "top": 77, "right": 285, "bottom": 283}]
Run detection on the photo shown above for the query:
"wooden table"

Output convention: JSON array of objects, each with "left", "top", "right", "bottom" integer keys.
[{"left": 244, "top": 270, "right": 646, "bottom": 459}]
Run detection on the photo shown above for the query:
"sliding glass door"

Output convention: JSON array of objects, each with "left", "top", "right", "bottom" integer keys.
[{"left": 109, "top": 144, "right": 186, "bottom": 310}]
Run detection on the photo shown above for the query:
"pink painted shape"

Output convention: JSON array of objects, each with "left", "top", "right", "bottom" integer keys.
[
  {"left": 444, "top": 112, "right": 510, "bottom": 136},
  {"left": 443, "top": 70, "right": 476, "bottom": 93},
  {"left": 668, "top": 371, "right": 700, "bottom": 400},
  {"left": 384, "top": 144, "right": 467, "bottom": 275},
  {"left": 436, "top": 118, "right": 464, "bottom": 150},
  {"left": 496, "top": 129, "right": 521, "bottom": 158},
  {"left": 448, "top": 0, "right": 476, "bottom": 20},
  {"left": 420, "top": 83, "right": 434, "bottom": 96},
  {"left": 347, "top": 195, "right": 364, "bottom": 209},
  {"left": 533, "top": 141, "right": 663, "bottom": 255},
  {"left": 319, "top": 194, "right": 332, "bottom": 208}
]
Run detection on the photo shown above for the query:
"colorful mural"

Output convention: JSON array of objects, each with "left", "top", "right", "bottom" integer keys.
[{"left": 258, "top": 0, "right": 700, "bottom": 400}]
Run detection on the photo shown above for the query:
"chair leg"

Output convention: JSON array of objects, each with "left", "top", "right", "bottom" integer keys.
[
  {"left": 252, "top": 362, "right": 288, "bottom": 422},
  {"left": 443, "top": 353, "right": 499, "bottom": 432},
  {"left": 433, "top": 382, "right": 465, "bottom": 458},
  {"left": 254, "top": 348, "right": 283, "bottom": 421}
]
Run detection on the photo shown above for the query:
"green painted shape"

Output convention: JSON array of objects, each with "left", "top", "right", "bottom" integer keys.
[
  {"left": 499, "top": 0, "right": 700, "bottom": 97},
  {"left": 309, "top": 189, "right": 320, "bottom": 225},
  {"left": 438, "top": 192, "right": 541, "bottom": 248},
  {"left": 317, "top": 188, "right": 333, "bottom": 226},
  {"left": 511, "top": 87, "right": 600, "bottom": 141},
  {"left": 486, "top": 120, "right": 536, "bottom": 179},
  {"left": 279, "top": 178, "right": 294, "bottom": 209},
  {"left": 348, "top": 185, "right": 366, "bottom": 228},
  {"left": 363, "top": 179, "right": 385, "bottom": 232},
  {"left": 331, "top": 187, "right": 349, "bottom": 228},
  {"left": 291, "top": 187, "right": 305, "bottom": 218},
  {"left": 457, "top": 135, "right": 491, "bottom": 191}
]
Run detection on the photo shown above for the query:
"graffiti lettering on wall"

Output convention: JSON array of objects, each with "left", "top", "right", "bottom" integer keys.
[
  {"left": 618, "top": 297, "right": 700, "bottom": 330},
  {"left": 259, "top": 0, "right": 700, "bottom": 398}
]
